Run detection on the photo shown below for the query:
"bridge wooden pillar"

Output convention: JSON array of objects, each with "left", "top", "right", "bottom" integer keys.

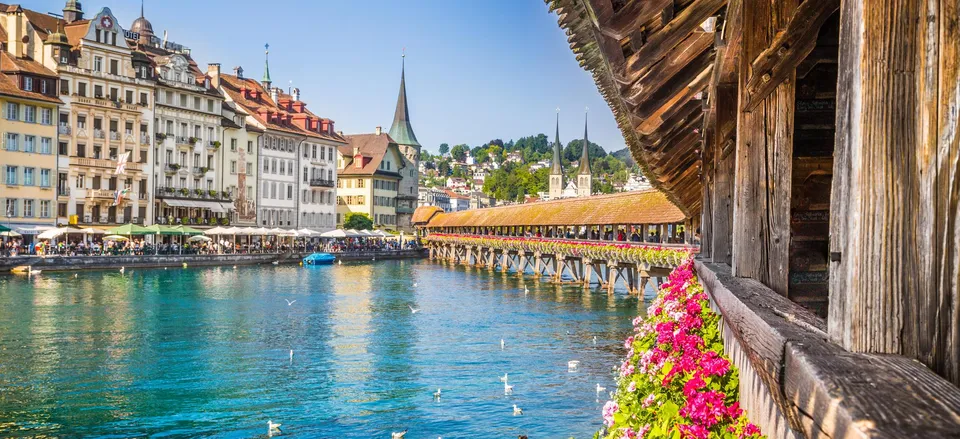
[{"left": 607, "top": 261, "right": 618, "bottom": 295}]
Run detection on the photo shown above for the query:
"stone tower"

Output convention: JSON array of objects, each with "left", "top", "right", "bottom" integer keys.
[
  {"left": 389, "top": 54, "right": 421, "bottom": 166},
  {"left": 549, "top": 111, "right": 564, "bottom": 199},
  {"left": 577, "top": 111, "right": 592, "bottom": 197}
]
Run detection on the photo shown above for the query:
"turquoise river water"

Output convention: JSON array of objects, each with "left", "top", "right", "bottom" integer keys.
[{"left": 0, "top": 260, "right": 648, "bottom": 438}]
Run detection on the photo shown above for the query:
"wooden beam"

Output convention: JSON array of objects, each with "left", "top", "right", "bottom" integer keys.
[
  {"left": 622, "top": 32, "right": 714, "bottom": 104},
  {"left": 829, "top": 0, "right": 960, "bottom": 385},
  {"left": 731, "top": 0, "right": 797, "bottom": 296},
  {"left": 713, "top": 0, "right": 743, "bottom": 85},
  {"left": 636, "top": 65, "right": 713, "bottom": 135},
  {"left": 711, "top": 83, "right": 736, "bottom": 265},
  {"left": 603, "top": 0, "right": 675, "bottom": 39},
  {"left": 741, "top": 0, "right": 840, "bottom": 112},
  {"left": 796, "top": 45, "right": 838, "bottom": 79},
  {"left": 633, "top": 50, "right": 715, "bottom": 119},
  {"left": 648, "top": 113, "right": 704, "bottom": 157},
  {"left": 630, "top": 0, "right": 726, "bottom": 74}
]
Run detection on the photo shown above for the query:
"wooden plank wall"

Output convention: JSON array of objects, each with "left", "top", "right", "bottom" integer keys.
[
  {"left": 829, "top": 0, "right": 960, "bottom": 385},
  {"left": 731, "top": 0, "right": 797, "bottom": 296}
]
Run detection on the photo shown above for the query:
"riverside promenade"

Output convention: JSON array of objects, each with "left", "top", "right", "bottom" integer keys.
[{"left": 0, "top": 248, "right": 427, "bottom": 273}]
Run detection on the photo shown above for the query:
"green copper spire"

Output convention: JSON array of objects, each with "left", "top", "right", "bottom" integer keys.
[
  {"left": 262, "top": 43, "right": 272, "bottom": 86},
  {"left": 551, "top": 110, "right": 563, "bottom": 175},
  {"left": 578, "top": 109, "right": 591, "bottom": 175},
  {"left": 388, "top": 52, "right": 421, "bottom": 147}
]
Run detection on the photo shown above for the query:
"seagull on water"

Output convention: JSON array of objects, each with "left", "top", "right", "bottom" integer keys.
[
  {"left": 433, "top": 388, "right": 441, "bottom": 399},
  {"left": 272, "top": 260, "right": 279, "bottom": 265},
  {"left": 501, "top": 338, "right": 505, "bottom": 350},
  {"left": 338, "top": 260, "right": 342, "bottom": 265},
  {"left": 392, "top": 430, "right": 407, "bottom": 439},
  {"left": 289, "top": 349, "right": 294, "bottom": 362},
  {"left": 568, "top": 360, "right": 580, "bottom": 371},
  {"left": 523, "top": 285, "right": 529, "bottom": 295},
  {"left": 285, "top": 299, "right": 297, "bottom": 306},
  {"left": 499, "top": 373, "right": 508, "bottom": 383},
  {"left": 119, "top": 266, "right": 125, "bottom": 274},
  {"left": 504, "top": 382, "right": 514, "bottom": 394},
  {"left": 267, "top": 420, "right": 282, "bottom": 436},
  {"left": 513, "top": 404, "right": 523, "bottom": 415},
  {"left": 593, "top": 335, "right": 598, "bottom": 345},
  {"left": 408, "top": 305, "right": 420, "bottom": 314},
  {"left": 74, "top": 273, "right": 78, "bottom": 278},
  {"left": 596, "top": 383, "right": 606, "bottom": 395}
]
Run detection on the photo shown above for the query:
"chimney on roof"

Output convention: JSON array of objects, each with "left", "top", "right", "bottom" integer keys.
[
  {"left": 234, "top": 66, "right": 244, "bottom": 79},
  {"left": 375, "top": 126, "right": 382, "bottom": 136},
  {"left": 292, "top": 87, "right": 300, "bottom": 102},
  {"left": 270, "top": 87, "right": 279, "bottom": 103},
  {"left": 207, "top": 63, "right": 221, "bottom": 88}
]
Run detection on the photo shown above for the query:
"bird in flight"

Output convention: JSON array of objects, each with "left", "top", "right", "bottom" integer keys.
[
  {"left": 285, "top": 299, "right": 297, "bottom": 306},
  {"left": 408, "top": 305, "right": 420, "bottom": 314}
]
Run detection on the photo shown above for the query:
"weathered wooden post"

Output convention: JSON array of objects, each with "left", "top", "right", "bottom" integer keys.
[{"left": 828, "top": 0, "right": 960, "bottom": 383}]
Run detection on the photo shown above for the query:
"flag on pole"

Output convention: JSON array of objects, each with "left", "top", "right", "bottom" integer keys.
[
  {"left": 113, "top": 187, "right": 131, "bottom": 206},
  {"left": 115, "top": 151, "right": 131, "bottom": 175}
]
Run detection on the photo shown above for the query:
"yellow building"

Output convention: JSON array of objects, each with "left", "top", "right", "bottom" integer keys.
[
  {"left": 0, "top": 52, "right": 62, "bottom": 230},
  {"left": 337, "top": 130, "right": 406, "bottom": 229}
]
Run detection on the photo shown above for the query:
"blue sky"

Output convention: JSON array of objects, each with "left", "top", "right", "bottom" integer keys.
[{"left": 33, "top": 0, "right": 625, "bottom": 154}]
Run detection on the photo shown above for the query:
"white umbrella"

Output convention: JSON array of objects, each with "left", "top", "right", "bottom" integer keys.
[
  {"left": 103, "top": 235, "right": 129, "bottom": 241},
  {"left": 321, "top": 229, "right": 347, "bottom": 238},
  {"left": 188, "top": 235, "right": 212, "bottom": 242},
  {"left": 80, "top": 227, "right": 107, "bottom": 234},
  {"left": 358, "top": 230, "right": 375, "bottom": 237},
  {"left": 38, "top": 227, "right": 70, "bottom": 240},
  {"left": 205, "top": 226, "right": 228, "bottom": 235},
  {"left": 296, "top": 228, "right": 315, "bottom": 236},
  {"left": 0, "top": 231, "right": 21, "bottom": 237},
  {"left": 344, "top": 229, "right": 362, "bottom": 238}
]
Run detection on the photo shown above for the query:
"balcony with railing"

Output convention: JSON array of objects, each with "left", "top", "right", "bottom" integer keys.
[
  {"left": 72, "top": 95, "right": 141, "bottom": 111},
  {"left": 58, "top": 125, "right": 71, "bottom": 135},
  {"left": 193, "top": 166, "right": 213, "bottom": 175},
  {"left": 87, "top": 189, "right": 115, "bottom": 199},
  {"left": 140, "top": 134, "right": 151, "bottom": 145},
  {"left": 109, "top": 131, "right": 120, "bottom": 141},
  {"left": 176, "top": 136, "right": 192, "bottom": 145},
  {"left": 155, "top": 186, "right": 232, "bottom": 202},
  {"left": 93, "top": 129, "right": 105, "bottom": 139},
  {"left": 309, "top": 178, "right": 335, "bottom": 188},
  {"left": 164, "top": 163, "right": 182, "bottom": 173},
  {"left": 70, "top": 156, "right": 143, "bottom": 171}
]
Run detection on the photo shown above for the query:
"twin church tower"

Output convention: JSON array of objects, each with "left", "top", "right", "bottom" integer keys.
[{"left": 548, "top": 111, "right": 593, "bottom": 199}]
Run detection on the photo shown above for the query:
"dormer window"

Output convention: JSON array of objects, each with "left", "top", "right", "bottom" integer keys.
[{"left": 23, "top": 77, "right": 33, "bottom": 91}]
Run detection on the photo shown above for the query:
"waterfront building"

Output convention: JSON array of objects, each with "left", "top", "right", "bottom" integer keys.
[
  {"left": 126, "top": 12, "right": 227, "bottom": 227},
  {"left": 417, "top": 186, "right": 450, "bottom": 212},
  {"left": 337, "top": 128, "right": 405, "bottom": 229},
  {"left": 446, "top": 189, "right": 470, "bottom": 212},
  {"left": 215, "top": 93, "right": 262, "bottom": 227},
  {"left": 387, "top": 56, "right": 420, "bottom": 233},
  {"left": 213, "top": 51, "right": 343, "bottom": 230},
  {"left": 0, "top": 11, "right": 62, "bottom": 230},
  {"left": 50, "top": 5, "right": 156, "bottom": 226}
]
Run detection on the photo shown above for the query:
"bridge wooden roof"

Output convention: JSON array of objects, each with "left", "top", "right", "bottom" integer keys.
[
  {"left": 545, "top": 0, "right": 730, "bottom": 217},
  {"left": 417, "top": 190, "right": 685, "bottom": 228}
]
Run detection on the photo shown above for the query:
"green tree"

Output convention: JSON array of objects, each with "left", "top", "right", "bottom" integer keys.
[
  {"left": 451, "top": 144, "right": 469, "bottom": 161},
  {"left": 437, "top": 160, "right": 451, "bottom": 177},
  {"left": 343, "top": 212, "right": 373, "bottom": 230},
  {"left": 438, "top": 143, "right": 450, "bottom": 155}
]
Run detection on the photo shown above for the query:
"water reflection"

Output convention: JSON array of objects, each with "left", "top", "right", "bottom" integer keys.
[{"left": 0, "top": 260, "right": 644, "bottom": 438}]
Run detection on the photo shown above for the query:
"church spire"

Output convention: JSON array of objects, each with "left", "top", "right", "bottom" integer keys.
[
  {"left": 578, "top": 109, "right": 591, "bottom": 175},
  {"left": 389, "top": 50, "right": 421, "bottom": 147},
  {"left": 262, "top": 43, "right": 272, "bottom": 90},
  {"left": 551, "top": 109, "right": 563, "bottom": 175}
]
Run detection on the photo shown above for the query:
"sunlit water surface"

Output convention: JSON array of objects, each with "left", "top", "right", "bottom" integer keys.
[{"left": 0, "top": 260, "right": 649, "bottom": 438}]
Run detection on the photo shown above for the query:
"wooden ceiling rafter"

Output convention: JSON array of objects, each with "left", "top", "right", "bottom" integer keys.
[{"left": 546, "top": 0, "right": 732, "bottom": 218}]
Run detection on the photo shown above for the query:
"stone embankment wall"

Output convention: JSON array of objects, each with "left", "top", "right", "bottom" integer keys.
[{"left": 1, "top": 249, "right": 427, "bottom": 273}]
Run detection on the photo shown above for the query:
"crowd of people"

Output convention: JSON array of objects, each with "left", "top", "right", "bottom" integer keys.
[{"left": 1, "top": 236, "right": 422, "bottom": 258}]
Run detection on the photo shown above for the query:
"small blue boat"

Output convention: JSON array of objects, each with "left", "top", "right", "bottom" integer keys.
[{"left": 303, "top": 253, "right": 337, "bottom": 265}]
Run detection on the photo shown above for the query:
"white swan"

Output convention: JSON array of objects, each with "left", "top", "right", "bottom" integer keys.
[
  {"left": 267, "top": 420, "right": 282, "bottom": 436},
  {"left": 513, "top": 404, "right": 523, "bottom": 415}
]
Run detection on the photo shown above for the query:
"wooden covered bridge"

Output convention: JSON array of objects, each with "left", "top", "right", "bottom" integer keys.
[
  {"left": 538, "top": 0, "right": 960, "bottom": 437},
  {"left": 413, "top": 190, "right": 696, "bottom": 294}
]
